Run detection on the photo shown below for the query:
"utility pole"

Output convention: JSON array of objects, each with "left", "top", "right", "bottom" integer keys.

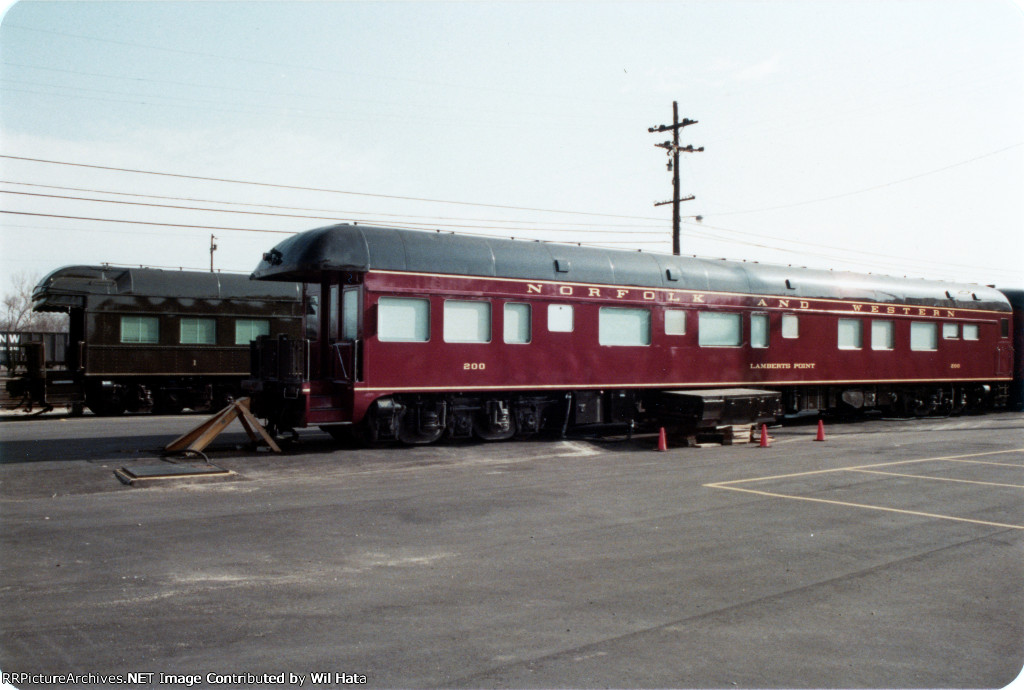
[
  {"left": 649, "top": 101, "right": 703, "bottom": 255},
  {"left": 210, "top": 234, "right": 218, "bottom": 272}
]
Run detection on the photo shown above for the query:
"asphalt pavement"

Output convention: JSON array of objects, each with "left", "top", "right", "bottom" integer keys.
[{"left": 1, "top": 411, "right": 1022, "bottom": 689}]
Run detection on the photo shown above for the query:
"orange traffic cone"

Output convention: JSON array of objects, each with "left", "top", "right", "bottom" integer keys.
[
  {"left": 815, "top": 419, "right": 826, "bottom": 442},
  {"left": 759, "top": 423, "right": 770, "bottom": 447},
  {"left": 657, "top": 427, "right": 668, "bottom": 451}
]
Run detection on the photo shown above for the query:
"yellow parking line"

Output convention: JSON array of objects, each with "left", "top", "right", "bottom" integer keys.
[
  {"left": 709, "top": 483, "right": 1024, "bottom": 531},
  {"left": 847, "top": 468, "right": 1024, "bottom": 490},
  {"left": 939, "top": 458, "right": 1024, "bottom": 469},
  {"left": 709, "top": 448, "right": 1024, "bottom": 487},
  {"left": 704, "top": 447, "right": 1024, "bottom": 530}
]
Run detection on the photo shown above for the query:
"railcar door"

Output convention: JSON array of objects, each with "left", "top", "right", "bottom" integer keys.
[
  {"left": 303, "top": 284, "right": 321, "bottom": 379},
  {"left": 996, "top": 343, "right": 1012, "bottom": 378},
  {"left": 67, "top": 307, "right": 85, "bottom": 372},
  {"left": 327, "top": 284, "right": 361, "bottom": 383}
]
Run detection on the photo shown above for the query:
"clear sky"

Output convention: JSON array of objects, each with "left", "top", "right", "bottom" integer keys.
[{"left": 1, "top": 0, "right": 1022, "bottom": 290}]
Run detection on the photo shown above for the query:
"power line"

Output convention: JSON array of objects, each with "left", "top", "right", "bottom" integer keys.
[
  {"left": 0, "top": 200, "right": 661, "bottom": 238},
  {"left": 0, "top": 210, "right": 293, "bottom": 234},
  {"left": 0, "top": 176, "right": 1010, "bottom": 270},
  {"left": 5, "top": 207, "right": 1016, "bottom": 282},
  {"left": 1, "top": 82, "right": 583, "bottom": 133},
  {"left": 5, "top": 213, "right": 1017, "bottom": 283},
  {"left": 3, "top": 155, "right": 1017, "bottom": 281},
  {"left": 2, "top": 62, "right": 634, "bottom": 130},
  {"left": 0, "top": 189, "right": 667, "bottom": 235},
  {"left": 707, "top": 141, "right": 1024, "bottom": 217},
  {"left": 0, "top": 24, "right": 428, "bottom": 86},
  {"left": 676, "top": 218, "right": 986, "bottom": 272},
  {"left": 2, "top": 194, "right": 1013, "bottom": 280},
  {"left": 2, "top": 60, "right": 351, "bottom": 102},
  {"left": 0, "top": 77, "right": 276, "bottom": 110},
  {"left": 678, "top": 219, "right": 1022, "bottom": 280},
  {"left": 1, "top": 221, "right": 246, "bottom": 241},
  {"left": 0, "top": 181, "right": 666, "bottom": 230},
  {"left": 2, "top": 24, "right": 629, "bottom": 106},
  {"left": 0, "top": 210, "right": 660, "bottom": 248},
  {"left": 0, "top": 155, "right": 664, "bottom": 221}
]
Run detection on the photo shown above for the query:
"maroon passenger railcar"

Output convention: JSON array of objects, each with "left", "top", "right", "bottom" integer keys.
[{"left": 244, "top": 224, "right": 1014, "bottom": 443}]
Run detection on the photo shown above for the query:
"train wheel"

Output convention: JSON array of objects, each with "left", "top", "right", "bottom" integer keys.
[
  {"left": 473, "top": 400, "right": 517, "bottom": 441},
  {"left": 895, "top": 389, "right": 929, "bottom": 418},
  {"left": 911, "top": 398, "right": 932, "bottom": 417},
  {"left": 212, "top": 387, "right": 239, "bottom": 412},
  {"left": 153, "top": 391, "right": 184, "bottom": 415},
  {"left": 473, "top": 417, "right": 517, "bottom": 441},
  {"left": 965, "top": 385, "right": 992, "bottom": 413},
  {"left": 86, "top": 395, "right": 125, "bottom": 417},
  {"left": 398, "top": 423, "right": 444, "bottom": 445},
  {"left": 397, "top": 403, "right": 445, "bottom": 445},
  {"left": 358, "top": 401, "right": 399, "bottom": 447}
]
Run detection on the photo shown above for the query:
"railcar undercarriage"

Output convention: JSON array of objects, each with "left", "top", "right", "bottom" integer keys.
[
  {"left": 3, "top": 375, "right": 243, "bottom": 416},
  {"left": 353, "top": 393, "right": 565, "bottom": 445},
  {"left": 305, "top": 381, "right": 1008, "bottom": 446},
  {"left": 782, "top": 382, "right": 1006, "bottom": 417},
  {"left": 79, "top": 379, "right": 242, "bottom": 416}
]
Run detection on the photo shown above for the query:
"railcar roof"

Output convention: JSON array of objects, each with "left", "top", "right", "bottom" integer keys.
[
  {"left": 252, "top": 224, "right": 1010, "bottom": 311},
  {"left": 33, "top": 265, "right": 301, "bottom": 312},
  {"left": 997, "top": 287, "right": 1024, "bottom": 310}
]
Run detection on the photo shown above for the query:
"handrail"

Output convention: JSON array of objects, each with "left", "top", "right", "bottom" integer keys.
[{"left": 332, "top": 342, "right": 349, "bottom": 381}]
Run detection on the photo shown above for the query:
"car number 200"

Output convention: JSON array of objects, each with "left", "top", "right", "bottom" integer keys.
[{"left": 463, "top": 362, "right": 486, "bottom": 370}]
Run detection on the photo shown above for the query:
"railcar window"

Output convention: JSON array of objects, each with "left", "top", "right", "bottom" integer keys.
[
  {"left": 180, "top": 318, "right": 216, "bottom": 345},
  {"left": 871, "top": 320, "right": 894, "bottom": 350},
  {"left": 342, "top": 289, "right": 359, "bottom": 341},
  {"left": 750, "top": 313, "right": 768, "bottom": 348},
  {"left": 910, "top": 322, "right": 938, "bottom": 351},
  {"left": 942, "top": 323, "right": 959, "bottom": 340},
  {"left": 1002, "top": 319, "right": 1010, "bottom": 338},
  {"left": 305, "top": 295, "right": 319, "bottom": 339},
  {"left": 329, "top": 285, "right": 339, "bottom": 341},
  {"left": 599, "top": 307, "right": 651, "bottom": 346},
  {"left": 837, "top": 319, "right": 863, "bottom": 350},
  {"left": 120, "top": 316, "right": 159, "bottom": 344},
  {"left": 963, "top": 323, "right": 980, "bottom": 340},
  {"left": 781, "top": 313, "right": 799, "bottom": 339},
  {"left": 444, "top": 300, "right": 491, "bottom": 343},
  {"left": 665, "top": 309, "right": 686, "bottom": 336},
  {"left": 503, "top": 303, "right": 531, "bottom": 344},
  {"left": 548, "top": 304, "right": 574, "bottom": 333},
  {"left": 698, "top": 312, "right": 742, "bottom": 347},
  {"left": 378, "top": 297, "right": 430, "bottom": 342},
  {"left": 235, "top": 319, "right": 270, "bottom": 344}
]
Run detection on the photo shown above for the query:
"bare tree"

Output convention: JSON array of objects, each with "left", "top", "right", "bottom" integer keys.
[{"left": 0, "top": 273, "right": 68, "bottom": 332}]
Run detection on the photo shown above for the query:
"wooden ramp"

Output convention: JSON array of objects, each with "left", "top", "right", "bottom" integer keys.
[{"left": 165, "top": 397, "right": 281, "bottom": 455}]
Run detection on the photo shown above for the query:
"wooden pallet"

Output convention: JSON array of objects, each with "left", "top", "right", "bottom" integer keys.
[{"left": 683, "top": 424, "right": 756, "bottom": 447}]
